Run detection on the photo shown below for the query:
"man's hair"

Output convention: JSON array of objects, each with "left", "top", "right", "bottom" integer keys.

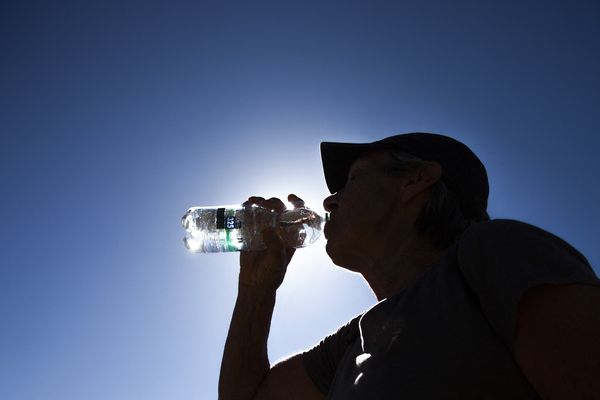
[{"left": 387, "top": 151, "right": 490, "bottom": 249}]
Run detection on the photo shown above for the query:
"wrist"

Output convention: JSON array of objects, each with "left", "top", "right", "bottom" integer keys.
[{"left": 237, "top": 282, "right": 278, "bottom": 301}]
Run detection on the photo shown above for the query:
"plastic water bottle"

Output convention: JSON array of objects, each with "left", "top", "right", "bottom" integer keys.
[{"left": 181, "top": 205, "right": 325, "bottom": 253}]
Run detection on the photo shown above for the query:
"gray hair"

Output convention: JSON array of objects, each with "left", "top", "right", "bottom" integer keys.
[{"left": 387, "top": 151, "right": 490, "bottom": 249}]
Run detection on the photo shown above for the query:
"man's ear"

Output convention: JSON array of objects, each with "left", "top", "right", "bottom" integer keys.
[{"left": 399, "top": 161, "right": 442, "bottom": 202}]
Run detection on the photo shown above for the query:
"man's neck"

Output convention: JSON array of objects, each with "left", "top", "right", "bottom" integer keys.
[{"left": 361, "top": 235, "right": 445, "bottom": 301}]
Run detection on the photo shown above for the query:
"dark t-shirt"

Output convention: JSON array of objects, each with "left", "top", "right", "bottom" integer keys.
[{"left": 301, "top": 219, "right": 600, "bottom": 399}]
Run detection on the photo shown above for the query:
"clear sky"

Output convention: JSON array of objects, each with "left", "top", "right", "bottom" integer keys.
[{"left": 1, "top": 1, "right": 599, "bottom": 398}]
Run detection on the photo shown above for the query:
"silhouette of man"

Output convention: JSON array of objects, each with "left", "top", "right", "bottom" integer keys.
[{"left": 219, "top": 133, "right": 600, "bottom": 399}]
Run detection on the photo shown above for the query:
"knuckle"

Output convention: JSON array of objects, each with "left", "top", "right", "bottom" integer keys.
[
  {"left": 266, "top": 197, "right": 285, "bottom": 210},
  {"left": 246, "top": 196, "right": 266, "bottom": 207}
]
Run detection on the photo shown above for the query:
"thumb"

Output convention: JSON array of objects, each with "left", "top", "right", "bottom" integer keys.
[{"left": 262, "top": 226, "right": 285, "bottom": 248}]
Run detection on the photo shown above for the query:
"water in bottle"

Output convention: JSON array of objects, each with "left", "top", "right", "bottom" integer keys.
[{"left": 181, "top": 204, "right": 324, "bottom": 253}]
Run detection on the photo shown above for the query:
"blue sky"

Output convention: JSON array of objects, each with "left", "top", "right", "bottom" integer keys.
[{"left": 1, "top": 1, "right": 599, "bottom": 398}]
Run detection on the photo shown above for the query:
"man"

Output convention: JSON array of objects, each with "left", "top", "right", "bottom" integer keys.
[{"left": 218, "top": 133, "right": 600, "bottom": 399}]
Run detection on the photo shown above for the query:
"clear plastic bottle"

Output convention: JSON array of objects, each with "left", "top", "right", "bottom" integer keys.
[{"left": 181, "top": 205, "right": 324, "bottom": 253}]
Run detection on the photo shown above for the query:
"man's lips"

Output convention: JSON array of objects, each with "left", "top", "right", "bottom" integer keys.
[{"left": 323, "top": 215, "right": 335, "bottom": 239}]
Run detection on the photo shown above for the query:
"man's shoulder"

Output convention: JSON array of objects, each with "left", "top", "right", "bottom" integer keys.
[
  {"left": 461, "top": 219, "right": 571, "bottom": 252},
  {"left": 463, "top": 218, "right": 548, "bottom": 239},
  {"left": 459, "top": 218, "right": 592, "bottom": 272}
]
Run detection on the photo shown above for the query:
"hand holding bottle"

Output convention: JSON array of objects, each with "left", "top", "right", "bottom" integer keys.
[{"left": 238, "top": 194, "right": 305, "bottom": 291}]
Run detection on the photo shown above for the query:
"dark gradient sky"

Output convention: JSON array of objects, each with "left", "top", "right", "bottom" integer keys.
[{"left": 2, "top": 1, "right": 599, "bottom": 398}]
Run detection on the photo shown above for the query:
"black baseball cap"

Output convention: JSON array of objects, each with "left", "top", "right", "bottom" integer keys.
[{"left": 320, "top": 132, "right": 489, "bottom": 219}]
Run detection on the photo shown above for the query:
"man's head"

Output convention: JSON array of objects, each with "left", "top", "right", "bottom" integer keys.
[{"left": 321, "top": 133, "right": 489, "bottom": 267}]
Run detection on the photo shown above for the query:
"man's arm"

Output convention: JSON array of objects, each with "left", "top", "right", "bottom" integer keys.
[
  {"left": 218, "top": 284, "right": 275, "bottom": 399},
  {"left": 218, "top": 284, "right": 324, "bottom": 400},
  {"left": 514, "top": 283, "right": 600, "bottom": 399},
  {"left": 218, "top": 195, "right": 324, "bottom": 400}
]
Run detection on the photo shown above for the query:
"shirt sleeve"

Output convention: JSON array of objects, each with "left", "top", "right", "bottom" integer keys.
[
  {"left": 300, "top": 315, "right": 361, "bottom": 395},
  {"left": 457, "top": 219, "right": 600, "bottom": 351}
]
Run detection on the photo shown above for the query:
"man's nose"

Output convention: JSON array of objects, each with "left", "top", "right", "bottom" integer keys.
[{"left": 323, "top": 193, "right": 339, "bottom": 213}]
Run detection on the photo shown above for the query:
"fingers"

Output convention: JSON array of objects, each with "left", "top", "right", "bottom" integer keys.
[
  {"left": 243, "top": 196, "right": 286, "bottom": 212},
  {"left": 288, "top": 193, "right": 305, "bottom": 208},
  {"left": 243, "top": 194, "right": 305, "bottom": 211},
  {"left": 243, "top": 196, "right": 265, "bottom": 207}
]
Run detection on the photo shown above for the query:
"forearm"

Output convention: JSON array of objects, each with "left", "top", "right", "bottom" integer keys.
[{"left": 218, "top": 283, "right": 277, "bottom": 400}]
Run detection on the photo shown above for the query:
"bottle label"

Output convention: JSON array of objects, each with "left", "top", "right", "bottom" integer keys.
[{"left": 216, "top": 208, "right": 241, "bottom": 230}]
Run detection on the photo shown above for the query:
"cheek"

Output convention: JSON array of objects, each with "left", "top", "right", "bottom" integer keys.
[
  {"left": 339, "top": 195, "right": 381, "bottom": 228},
  {"left": 335, "top": 179, "right": 396, "bottom": 231}
]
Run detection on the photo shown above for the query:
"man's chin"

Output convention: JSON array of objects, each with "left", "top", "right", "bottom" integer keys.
[
  {"left": 325, "top": 241, "right": 362, "bottom": 272},
  {"left": 324, "top": 240, "right": 335, "bottom": 261}
]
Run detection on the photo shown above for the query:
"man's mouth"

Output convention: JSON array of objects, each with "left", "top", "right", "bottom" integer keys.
[{"left": 323, "top": 219, "right": 333, "bottom": 239}]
